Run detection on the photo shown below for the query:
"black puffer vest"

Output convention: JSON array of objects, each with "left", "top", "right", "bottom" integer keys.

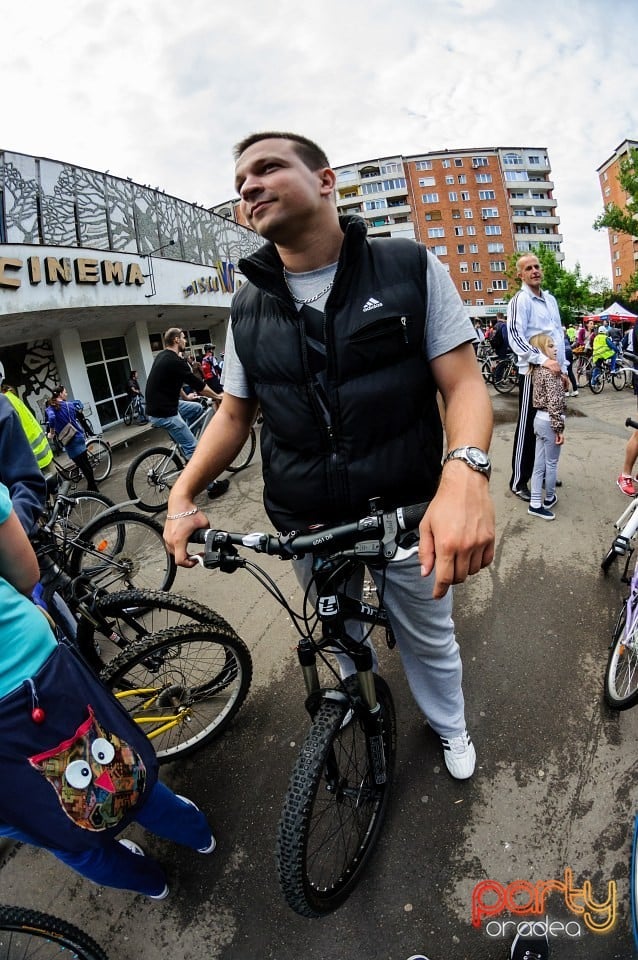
[{"left": 234, "top": 216, "right": 443, "bottom": 532}]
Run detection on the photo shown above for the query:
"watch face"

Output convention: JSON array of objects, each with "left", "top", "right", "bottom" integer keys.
[{"left": 467, "top": 447, "right": 490, "bottom": 468}]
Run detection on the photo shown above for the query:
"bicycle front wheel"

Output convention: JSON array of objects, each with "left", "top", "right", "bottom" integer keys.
[
  {"left": 613, "top": 369, "right": 628, "bottom": 391},
  {"left": 123, "top": 403, "right": 133, "bottom": 426},
  {"left": 227, "top": 427, "right": 257, "bottom": 473},
  {"left": 59, "top": 491, "right": 115, "bottom": 537},
  {"left": 605, "top": 601, "right": 638, "bottom": 709},
  {"left": 70, "top": 511, "right": 176, "bottom": 592},
  {"left": 0, "top": 906, "right": 108, "bottom": 960},
  {"left": 84, "top": 438, "right": 112, "bottom": 482},
  {"left": 480, "top": 360, "right": 493, "bottom": 384},
  {"left": 101, "top": 624, "right": 253, "bottom": 761},
  {"left": 492, "top": 360, "right": 517, "bottom": 394},
  {"left": 125, "top": 447, "right": 183, "bottom": 513},
  {"left": 589, "top": 372, "right": 605, "bottom": 394},
  {"left": 276, "top": 674, "right": 396, "bottom": 917}
]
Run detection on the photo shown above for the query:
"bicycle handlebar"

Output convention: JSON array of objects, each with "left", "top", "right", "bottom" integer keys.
[
  {"left": 189, "top": 500, "right": 429, "bottom": 567},
  {"left": 626, "top": 418, "right": 638, "bottom": 431}
]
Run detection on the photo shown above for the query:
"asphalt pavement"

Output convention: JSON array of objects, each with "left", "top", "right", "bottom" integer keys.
[{"left": 3, "top": 385, "right": 638, "bottom": 960}]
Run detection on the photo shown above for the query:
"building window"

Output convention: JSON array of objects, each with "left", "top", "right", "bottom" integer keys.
[
  {"left": 474, "top": 280, "right": 483, "bottom": 291},
  {"left": 469, "top": 243, "right": 479, "bottom": 253},
  {"left": 422, "top": 193, "right": 439, "bottom": 203},
  {"left": 487, "top": 242, "right": 505, "bottom": 253},
  {"left": 419, "top": 176, "right": 436, "bottom": 187},
  {"left": 605, "top": 186, "right": 611, "bottom": 196},
  {"left": 457, "top": 244, "right": 466, "bottom": 254},
  {"left": 364, "top": 199, "right": 387, "bottom": 210},
  {"left": 461, "top": 280, "right": 470, "bottom": 291},
  {"left": 492, "top": 279, "right": 508, "bottom": 290},
  {"left": 415, "top": 160, "right": 432, "bottom": 170},
  {"left": 459, "top": 262, "right": 468, "bottom": 273},
  {"left": 81, "top": 336, "right": 131, "bottom": 426},
  {"left": 505, "top": 170, "right": 529, "bottom": 181},
  {"left": 466, "top": 226, "right": 476, "bottom": 236},
  {"left": 463, "top": 298, "right": 473, "bottom": 305},
  {"left": 503, "top": 153, "right": 523, "bottom": 165},
  {"left": 381, "top": 162, "right": 401, "bottom": 175},
  {"left": 614, "top": 250, "right": 620, "bottom": 260},
  {"left": 460, "top": 191, "right": 470, "bottom": 201},
  {"left": 481, "top": 207, "right": 499, "bottom": 218},
  {"left": 444, "top": 175, "right": 454, "bottom": 185},
  {"left": 432, "top": 245, "right": 448, "bottom": 256},
  {"left": 613, "top": 234, "right": 619, "bottom": 243},
  {"left": 451, "top": 208, "right": 461, "bottom": 219},
  {"left": 425, "top": 210, "right": 442, "bottom": 221},
  {"left": 442, "top": 159, "right": 451, "bottom": 168},
  {"left": 464, "top": 209, "right": 474, "bottom": 219},
  {"left": 454, "top": 158, "right": 463, "bottom": 167},
  {"left": 472, "top": 262, "right": 481, "bottom": 272},
  {"left": 479, "top": 190, "right": 496, "bottom": 200},
  {"left": 528, "top": 155, "right": 541, "bottom": 164},
  {"left": 475, "top": 173, "right": 492, "bottom": 183},
  {"left": 476, "top": 299, "right": 485, "bottom": 306},
  {"left": 485, "top": 225, "right": 502, "bottom": 235},
  {"left": 458, "top": 174, "right": 467, "bottom": 184},
  {"left": 472, "top": 157, "right": 488, "bottom": 167},
  {"left": 449, "top": 191, "right": 458, "bottom": 202},
  {"left": 454, "top": 226, "right": 464, "bottom": 236},
  {"left": 490, "top": 261, "right": 506, "bottom": 272},
  {"left": 428, "top": 227, "right": 445, "bottom": 238},
  {"left": 616, "top": 266, "right": 622, "bottom": 276}
]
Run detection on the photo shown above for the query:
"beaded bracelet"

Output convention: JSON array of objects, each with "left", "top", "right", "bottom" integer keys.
[{"left": 166, "top": 506, "right": 200, "bottom": 520}]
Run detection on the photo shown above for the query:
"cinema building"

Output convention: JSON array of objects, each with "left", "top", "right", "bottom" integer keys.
[{"left": 0, "top": 150, "right": 260, "bottom": 429}]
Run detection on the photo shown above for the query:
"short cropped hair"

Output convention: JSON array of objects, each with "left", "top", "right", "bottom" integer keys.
[
  {"left": 163, "top": 327, "right": 183, "bottom": 347},
  {"left": 233, "top": 132, "right": 330, "bottom": 171}
]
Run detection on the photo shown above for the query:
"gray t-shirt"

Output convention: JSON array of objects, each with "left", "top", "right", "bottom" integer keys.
[{"left": 222, "top": 250, "right": 474, "bottom": 398}]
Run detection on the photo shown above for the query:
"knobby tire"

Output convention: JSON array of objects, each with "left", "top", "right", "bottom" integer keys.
[
  {"left": 0, "top": 905, "right": 108, "bottom": 960},
  {"left": 276, "top": 675, "right": 396, "bottom": 917}
]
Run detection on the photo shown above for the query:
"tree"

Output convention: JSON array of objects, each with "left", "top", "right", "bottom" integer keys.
[
  {"left": 505, "top": 247, "right": 611, "bottom": 323},
  {"left": 593, "top": 147, "right": 638, "bottom": 299}
]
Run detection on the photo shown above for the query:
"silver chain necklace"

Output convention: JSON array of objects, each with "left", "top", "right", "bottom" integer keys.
[{"left": 283, "top": 266, "right": 335, "bottom": 305}]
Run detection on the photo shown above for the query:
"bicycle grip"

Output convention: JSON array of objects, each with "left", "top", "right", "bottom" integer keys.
[
  {"left": 397, "top": 501, "right": 429, "bottom": 531},
  {"left": 188, "top": 529, "right": 209, "bottom": 544},
  {"left": 626, "top": 418, "right": 638, "bottom": 431}
]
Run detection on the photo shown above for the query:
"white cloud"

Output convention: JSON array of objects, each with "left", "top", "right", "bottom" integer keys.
[{"left": 2, "top": 0, "right": 637, "bottom": 279}]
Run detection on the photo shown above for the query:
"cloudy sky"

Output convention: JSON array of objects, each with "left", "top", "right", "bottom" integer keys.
[{"left": 4, "top": 0, "right": 636, "bottom": 281}]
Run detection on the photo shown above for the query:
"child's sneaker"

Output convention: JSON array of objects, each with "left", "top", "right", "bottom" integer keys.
[
  {"left": 176, "top": 795, "right": 216, "bottom": 853},
  {"left": 440, "top": 729, "right": 475, "bottom": 779},
  {"left": 617, "top": 474, "right": 636, "bottom": 497},
  {"left": 543, "top": 494, "right": 558, "bottom": 509},
  {"left": 528, "top": 504, "right": 555, "bottom": 521},
  {"left": 118, "top": 838, "right": 169, "bottom": 899}
]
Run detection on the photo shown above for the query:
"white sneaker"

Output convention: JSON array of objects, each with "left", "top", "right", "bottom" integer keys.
[
  {"left": 118, "top": 838, "right": 169, "bottom": 899},
  {"left": 176, "top": 795, "right": 216, "bottom": 854},
  {"left": 440, "top": 729, "right": 476, "bottom": 779}
]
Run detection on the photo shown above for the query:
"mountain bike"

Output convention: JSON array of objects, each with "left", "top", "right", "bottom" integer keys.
[
  {"left": 123, "top": 394, "right": 147, "bottom": 425},
  {"left": 0, "top": 905, "right": 107, "bottom": 959},
  {"left": 125, "top": 399, "right": 257, "bottom": 513},
  {"left": 188, "top": 497, "right": 428, "bottom": 917},
  {"left": 589, "top": 356, "right": 628, "bottom": 393},
  {"left": 51, "top": 435, "right": 112, "bottom": 487}
]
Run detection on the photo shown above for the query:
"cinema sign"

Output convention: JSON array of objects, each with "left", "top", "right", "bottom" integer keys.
[{"left": 0, "top": 255, "right": 145, "bottom": 290}]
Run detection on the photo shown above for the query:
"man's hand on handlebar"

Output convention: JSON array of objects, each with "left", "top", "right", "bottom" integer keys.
[{"left": 164, "top": 504, "right": 210, "bottom": 567}]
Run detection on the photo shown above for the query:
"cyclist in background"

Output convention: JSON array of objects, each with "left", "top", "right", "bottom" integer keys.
[{"left": 126, "top": 369, "right": 148, "bottom": 423}]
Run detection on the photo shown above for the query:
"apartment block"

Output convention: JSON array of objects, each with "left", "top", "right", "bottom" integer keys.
[{"left": 597, "top": 139, "right": 638, "bottom": 293}]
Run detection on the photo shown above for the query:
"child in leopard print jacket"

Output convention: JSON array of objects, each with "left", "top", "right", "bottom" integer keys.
[{"left": 528, "top": 332, "right": 566, "bottom": 520}]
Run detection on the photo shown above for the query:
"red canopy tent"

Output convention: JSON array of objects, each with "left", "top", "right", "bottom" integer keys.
[{"left": 584, "top": 302, "right": 638, "bottom": 325}]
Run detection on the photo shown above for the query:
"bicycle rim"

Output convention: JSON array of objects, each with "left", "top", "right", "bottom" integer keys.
[
  {"left": 0, "top": 906, "right": 108, "bottom": 960},
  {"left": 605, "top": 602, "right": 638, "bottom": 709},
  {"left": 589, "top": 375, "right": 604, "bottom": 394},
  {"left": 56, "top": 492, "right": 115, "bottom": 539},
  {"left": 86, "top": 439, "right": 112, "bottom": 482},
  {"left": 227, "top": 427, "right": 256, "bottom": 473},
  {"left": 101, "top": 625, "right": 253, "bottom": 761},
  {"left": 277, "top": 675, "right": 396, "bottom": 917},
  {"left": 612, "top": 370, "right": 627, "bottom": 391},
  {"left": 126, "top": 448, "right": 183, "bottom": 513},
  {"left": 72, "top": 512, "right": 176, "bottom": 592}
]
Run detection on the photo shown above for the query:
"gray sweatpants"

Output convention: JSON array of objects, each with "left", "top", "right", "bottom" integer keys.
[{"left": 293, "top": 549, "right": 466, "bottom": 739}]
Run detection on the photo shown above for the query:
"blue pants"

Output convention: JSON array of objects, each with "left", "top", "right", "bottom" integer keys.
[
  {"left": 149, "top": 400, "right": 203, "bottom": 460},
  {"left": 0, "top": 781, "right": 213, "bottom": 896}
]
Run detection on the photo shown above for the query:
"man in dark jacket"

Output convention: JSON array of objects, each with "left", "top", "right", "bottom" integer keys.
[
  {"left": 165, "top": 133, "right": 495, "bottom": 779},
  {"left": 145, "top": 329, "right": 228, "bottom": 499}
]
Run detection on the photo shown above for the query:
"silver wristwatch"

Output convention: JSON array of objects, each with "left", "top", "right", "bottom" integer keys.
[{"left": 443, "top": 446, "right": 491, "bottom": 480}]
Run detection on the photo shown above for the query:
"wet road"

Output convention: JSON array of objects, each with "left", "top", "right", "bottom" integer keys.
[{"left": 3, "top": 385, "right": 638, "bottom": 960}]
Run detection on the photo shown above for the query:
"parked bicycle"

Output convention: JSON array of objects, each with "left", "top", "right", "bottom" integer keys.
[
  {"left": 125, "top": 398, "right": 257, "bottom": 513},
  {"left": 482, "top": 352, "right": 518, "bottom": 394},
  {"left": 188, "top": 497, "right": 428, "bottom": 917},
  {"left": 0, "top": 905, "right": 107, "bottom": 960},
  {"left": 123, "top": 393, "right": 147, "bottom": 425},
  {"left": 37, "top": 481, "right": 176, "bottom": 593}
]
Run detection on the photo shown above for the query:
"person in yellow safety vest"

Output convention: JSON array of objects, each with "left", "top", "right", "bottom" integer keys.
[
  {"left": 0, "top": 366, "right": 53, "bottom": 473},
  {"left": 591, "top": 325, "right": 619, "bottom": 387}
]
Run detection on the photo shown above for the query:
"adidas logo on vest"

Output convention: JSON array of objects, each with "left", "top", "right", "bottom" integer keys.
[{"left": 363, "top": 297, "right": 383, "bottom": 312}]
